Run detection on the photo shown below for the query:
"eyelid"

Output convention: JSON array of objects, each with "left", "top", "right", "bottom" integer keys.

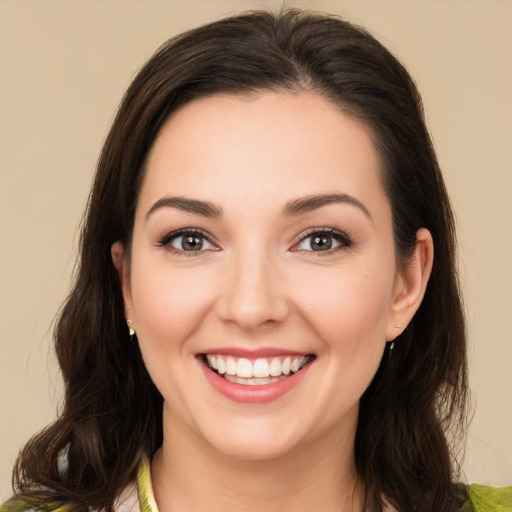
[
  {"left": 153, "top": 226, "right": 352, "bottom": 256},
  {"left": 154, "top": 227, "right": 219, "bottom": 256},
  {"left": 291, "top": 227, "right": 353, "bottom": 253}
]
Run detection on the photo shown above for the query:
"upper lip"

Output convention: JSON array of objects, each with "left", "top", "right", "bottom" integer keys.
[{"left": 199, "top": 347, "right": 313, "bottom": 358}]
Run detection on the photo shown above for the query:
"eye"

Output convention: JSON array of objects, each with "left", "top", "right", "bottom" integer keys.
[
  {"left": 293, "top": 228, "right": 352, "bottom": 253},
  {"left": 156, "top": 229, "right": 217, "bottom": 255}
]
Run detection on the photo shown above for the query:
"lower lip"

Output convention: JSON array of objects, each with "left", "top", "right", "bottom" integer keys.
[{"left": 200, "top": 359, "right": 312, "bottom": 404}]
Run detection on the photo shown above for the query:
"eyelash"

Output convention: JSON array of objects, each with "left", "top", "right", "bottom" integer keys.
[
  {"left": 292, "top": 227, "right": 353, "bottom": 255},
  {"left": 154, "top": 227, "right": 353, "bottom": 257},
  {"left": 155, "top": 228, "right": 217, "bottom": 257}
]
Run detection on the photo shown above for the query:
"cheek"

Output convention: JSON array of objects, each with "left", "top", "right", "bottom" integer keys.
[
  {"left": 293, "top": 261, "right": 395, "bottom": 352},
  {"left": 129, "top": 259, "right": 217, "bottom": 351},
  {"left": 293, "top": 264, "right": 395, "bottom": 414},
  {"left": 128, "top": 260, "right": 219, "bottom": 408}
]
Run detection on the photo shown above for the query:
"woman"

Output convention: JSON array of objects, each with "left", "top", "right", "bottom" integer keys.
[{"left": 3, "top": 8, "right": 511, "bottom": 512}]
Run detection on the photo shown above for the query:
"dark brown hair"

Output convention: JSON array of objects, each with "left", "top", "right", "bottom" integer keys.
[{"left": 12, "top": 9, "right": 468, "bottom": 512}]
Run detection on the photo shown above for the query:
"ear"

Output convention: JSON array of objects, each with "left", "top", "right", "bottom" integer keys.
[
  {"left": 386, "top": 228, "right": 434, "bottom": 341},
  {"left": 111, "top": 241, "right": 135, "bottom": 324}
]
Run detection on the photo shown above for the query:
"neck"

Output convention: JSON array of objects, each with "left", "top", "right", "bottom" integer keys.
[{"left": 151, "top": 410, "right": 365, "bottom": 512}]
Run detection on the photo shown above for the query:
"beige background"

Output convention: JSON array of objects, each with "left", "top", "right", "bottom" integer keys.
[{"left": 1, "top": 0, "right": 511, "bottom": 499}]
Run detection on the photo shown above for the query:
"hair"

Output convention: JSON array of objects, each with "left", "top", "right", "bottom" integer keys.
[{"left": 11, "top": 8, "right": 468, "bottom": 512}]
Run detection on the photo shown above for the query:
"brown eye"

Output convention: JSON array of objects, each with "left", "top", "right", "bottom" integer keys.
[
  {"left": 295, "top": 229, "right": 352, "bottom": 253},
  {"left": 158, "top": 229, "right": 217, "bottom": 254},
  {"left": 310, "top": 235, "right": 332, "bottom": 251},
  {"left": 181, "top": 235, "right": 204, "bottom": 251}
]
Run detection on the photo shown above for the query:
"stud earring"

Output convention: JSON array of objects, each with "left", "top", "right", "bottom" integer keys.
[
  {"left": 127, "top": 319, "right": 135, "bottom": 339},
  {"left": 388, "top": 325, "right": 402, "bottom": 352}
]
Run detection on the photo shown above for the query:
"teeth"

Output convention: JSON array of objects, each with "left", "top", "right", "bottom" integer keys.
[
  {"left": 226, "top": 356, "right": 237, "bottom": 375},
  {"left": 207, "top": 355, "right": 218, "bottom": 370},
  {"left": 269, "top": 357, "right": 282, "bottom": 376},
  {"left": 224, "top": 374, "right": 288, "bottom": 386},
  {"left": 217, "top": 356, "right": 226, "bottom": 375},
  {"left": 205, "top": 354, "right": 311, "bottom": 380},
  {"left": 237, "top": 358, "right": 253, "bottom": 378},
  {"left": 253, "top": 358, "right": 269, "bottom": 378},
  {"left": 291, "top": 357, "right": 304, "bottom": 373}
]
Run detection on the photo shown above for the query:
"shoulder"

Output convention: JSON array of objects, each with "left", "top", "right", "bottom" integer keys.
[{"left": 459, "top": 483, "right": 512, "bottom": 512}]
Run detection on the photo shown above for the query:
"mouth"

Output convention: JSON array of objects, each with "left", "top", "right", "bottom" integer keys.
[{"left": 200, "top": 353, "right": 315, "bottom": 386}]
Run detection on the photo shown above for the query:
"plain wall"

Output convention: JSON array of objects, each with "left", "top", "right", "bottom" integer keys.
[{"left": 1, "top": 0, "right": 511, "bottom": 499}]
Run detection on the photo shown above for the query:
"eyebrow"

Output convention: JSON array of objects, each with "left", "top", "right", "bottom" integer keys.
[
  {"left": 282, "top": 193, "right": 372, "bottom": 219},
  {"left": 145, "top": 192, "right": 371, "bottom": 221},
  {"left": 146, "top": 196, "right": 223, "bottom": 220}
]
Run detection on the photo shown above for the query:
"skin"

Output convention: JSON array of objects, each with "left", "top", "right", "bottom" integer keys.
[{"left": 112, "top": 91, "right": 433, "bottom": 511}]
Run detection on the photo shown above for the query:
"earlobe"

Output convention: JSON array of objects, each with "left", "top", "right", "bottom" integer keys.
[{"left": 386, "top": 228, "right": 434, "bottom": 341}]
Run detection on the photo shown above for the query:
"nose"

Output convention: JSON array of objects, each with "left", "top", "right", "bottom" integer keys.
[{"left": 217, "top": 246, "right": 290, "bottom": 332}]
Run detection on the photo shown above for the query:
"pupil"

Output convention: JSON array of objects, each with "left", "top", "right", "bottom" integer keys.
[
  {"left": 183, "top": 236, "right": 202, "bottom": 251},
  {"left": 312, "top": 235, "right": 332, "bottom": 251}
]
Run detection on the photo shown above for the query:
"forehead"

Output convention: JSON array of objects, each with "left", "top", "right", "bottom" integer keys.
[{"left": 140, "top": 91, "right": 388, "bottom": 217}]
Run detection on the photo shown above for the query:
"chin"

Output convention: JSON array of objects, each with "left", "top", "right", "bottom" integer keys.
[
  {"left": 211, "top": 438, "right": 298, "bottom": 462},
  {"left": 198, "top": 418, "right": 307, "bottom": 461}
]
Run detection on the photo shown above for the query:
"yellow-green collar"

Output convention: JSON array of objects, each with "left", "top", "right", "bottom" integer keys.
[{"left": 137, "top": 455, "right": 159, "bottom": 512}]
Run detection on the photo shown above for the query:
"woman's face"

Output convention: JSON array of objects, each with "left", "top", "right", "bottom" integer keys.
[{"left": 116, "top": 92, "right": 421, "bottom": 460}]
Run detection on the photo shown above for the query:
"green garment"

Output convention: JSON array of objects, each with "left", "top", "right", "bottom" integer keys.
[{"left": 458, "top": 483, "right": 512, "bottom": 512}]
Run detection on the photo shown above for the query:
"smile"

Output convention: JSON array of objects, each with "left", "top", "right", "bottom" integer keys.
[{"left": 203, "top": 354, "right": 313, "bottom": 386}]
